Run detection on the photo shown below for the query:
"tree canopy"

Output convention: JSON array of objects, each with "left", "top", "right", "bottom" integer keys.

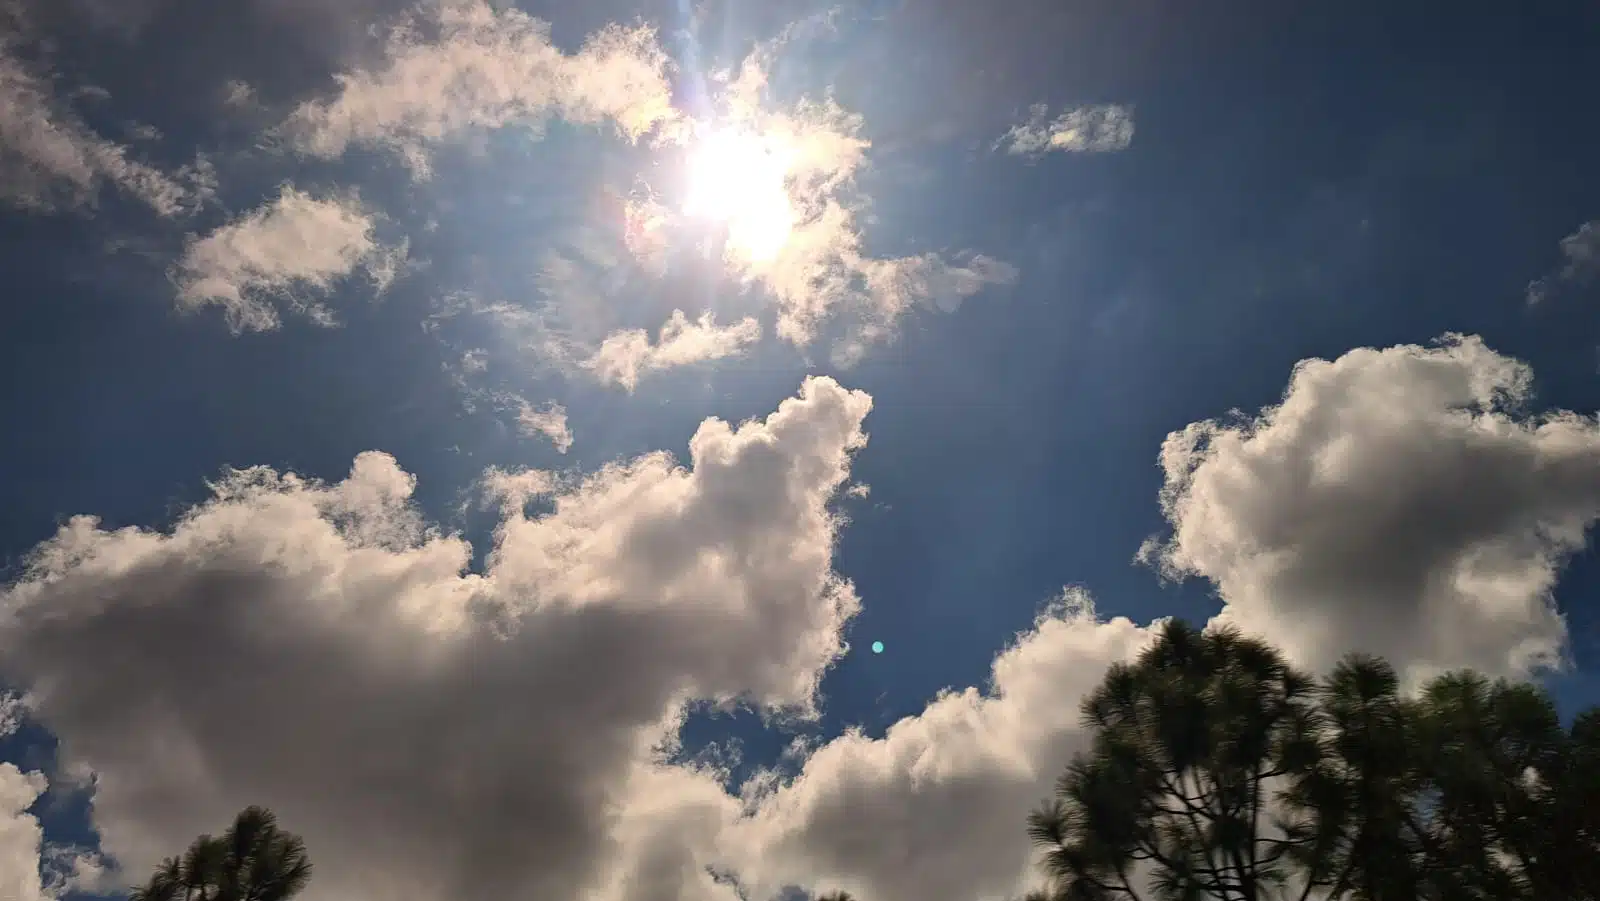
[
  {"left": 129, "top": 806, "right": 311, "bottom": 901},
  {"left": 1027, "top": 620, "right": 1600, "bottom": 901}
]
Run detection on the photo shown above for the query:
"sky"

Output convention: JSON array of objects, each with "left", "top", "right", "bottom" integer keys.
[{"left": 3, "top": 0, "right": 1600, "bottom": 899}]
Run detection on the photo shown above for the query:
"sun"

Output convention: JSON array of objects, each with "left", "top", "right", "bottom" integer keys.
[{"left": 683, "top": 126, "right": 796, "bottom": 263}]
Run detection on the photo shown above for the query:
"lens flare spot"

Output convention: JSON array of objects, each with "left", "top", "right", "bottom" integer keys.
[{"left": 870, "top": 640, "right": 884, "bottom": 654}]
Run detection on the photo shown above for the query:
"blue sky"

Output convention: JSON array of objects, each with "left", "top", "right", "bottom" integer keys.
[{"left": 4, "top": 1, "right": 1600, "bottom": 900}]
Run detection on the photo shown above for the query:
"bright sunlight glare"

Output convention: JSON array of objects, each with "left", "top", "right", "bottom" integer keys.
[{"left": 684, "top": 127, "right": 796, "bottom": 263}]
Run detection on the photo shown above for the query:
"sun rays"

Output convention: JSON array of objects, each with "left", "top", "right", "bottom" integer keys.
[{"left": 682, "top": 125, "right": 797, "bottom": 263}]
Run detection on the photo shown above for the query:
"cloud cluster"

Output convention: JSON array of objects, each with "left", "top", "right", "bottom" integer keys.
[
  {"left": 1526, "top": 220, "right": 1600, "bottom": 305},
  {"left": 584, "top": 310, "right": 762, "bottom": 391},
  {"left": 1143, "top": 334, "right": 1587, "bottom": 684},
  {"left": 281, "top": 0, "right": 679, "bottom": 175},
  {"left": 0, "top": 31, "right": 212, "bottom": 215},
  {"left": 0, "top": 377, "right": 871, "bottom": 901},
  {"left": 715, "top": 335, "right": 1600, "bottom": 901},
  {"left": 3, "top": 335, "right": 1599, "bottom": 901},
  {"left": 3, "top": 0, "right": 1023, "bottom": 367},
  {"left": 700, "top": 58, "right": 1017, "bottom": 363},
  {"left": 171, "top": 187, "right": 407, "bottom": 332},
  {"left": 998, "top": 104, "right": 1135, "bottom": 158},
  {"left": 9, "top": 0, "right": 1595, "bottom": 897},
  {"left": 402, "top": 27, "right": 1018, "bottom": 373}
]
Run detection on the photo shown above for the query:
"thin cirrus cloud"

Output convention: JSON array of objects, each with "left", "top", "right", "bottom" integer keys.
[
  {"left": 0, "top": 27, "right": 213, "bottom": 216},
  {"left": 1526, "top": 219, "right": 1600, "bottom": 305},
  {"left": 584, "top": 310, "right": 763, "bottom": 391},
  {"left": 997, "top": 103, "right": 1135, "bottom": 157},
  {"left": 170, "top": 186, "right": 408, "bottom": 332}
]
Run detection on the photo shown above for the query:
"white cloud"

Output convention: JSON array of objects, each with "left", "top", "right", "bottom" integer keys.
[
  {"left": 221, "top": 79, "right": 256, "bottom": 109},
  {"left": 688, "top": 56, "right": 1016, "bottom": 364},
  {"left": 50, "top": 848, "right": 114, "bottom": 897},
  {"left": 998, "top": 103, "right": 1135, "bottom": 157},
  {"left": 0, "top": 376, "right": 872, "bottom": 901},
  {"left": 282, "top": 0, "right": 679, "bottom": 175},
  {"left": 10, "top": 334, "right": 1600, "bottom": 901},
  {"left": 171, "top": 186, "right": 408, "bottom": 332},
  {"left": 0, "top": 693, "right": 22, "bottom": 738},
  {"left": 720, "top": 591, "right": 1158, "bottom": 901},
  {"left": 834, "top": 253, "right": 1019, "bottom": 366},
  {"left": 584, "top": 310, "right": 762, "bottom": 391},
  {"left": 302, "top": 5, "right": 1012, "bottom": 368},
  {"left": 1142, "top": 334, "right": 1589, "bottom": 685},
  {"left": 708, "top": 337, "right": 1600, "bottom": 901},
  {"left": 1526, "top": 220, "right": 1600, "bottom": 304},
  {"left": 622, "top": 192, "right": 671, "bottom": 274},
  {"left": 517, "top": 399, "right": 573, "bottom": 453},
  {"left": 0, "top": 37, "right": 210, "bottom": 215},
  {"left": 0, "top": 765, "right": 49, "bottom": 901}
]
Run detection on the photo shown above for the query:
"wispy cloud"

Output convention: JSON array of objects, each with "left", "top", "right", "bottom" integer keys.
[
  {"left": 585, "top": 310, "right": 762, "bottom": 391},
  {"left": 221, "top": 79, "right": 257, "bottom": 110},
  {"left": 1527, "top": 220, "right": 1600, "bottom": 305},
  {"left": 171, "top": 186, "right": 407, "bottom": 332},
  {"left": 834, "top": 253, "right": 1019, "bottom": 365},
  {"left": 998, "top": 103, "right": 1135, "bottom": 157},
  {"left": 516, "top": 399, "right": 573, "bottom": 453},
  {"left": 281, "top": 0, "right": 679, "bottom": 175},
  {"left": 0, "top": 36, "right": 212, "bottom": 215}
]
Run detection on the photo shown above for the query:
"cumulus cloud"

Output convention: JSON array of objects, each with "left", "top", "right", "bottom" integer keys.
[
  {"left": 171, "top": 186, "right": 408, "bottom": 332},
  {"left": 722, "top": 590, "right": 1156, "bottom": 901},
  {"left": 0, "top": 377, "right": 871, "bottom": 901},
  {"left": 0, "top": 765, "right": 49, "bottom": 901},
  {"left": 516, "top": 399, "right": 573, "bottom": 453},
  {"left": 584, "top": 310, "right": 762, "bottom": 391},
  {"left": 0, "top": 35, "right": 211, "bottom": 215},
  {"left": 704, "top": 336, "right": 1600, "bottom": 901},
  {"left": 1526, "top": 220, "right": 1600, "bottom": 304},
  {"left": 998, "top": 103, "right": 1135, "bottom": 157},
  {"left": 11, "top": 334, "right": 1600, "bottom": 901},
  {"left": 1141, "top": 334, "right": 1591, "bottom": 684},
  {"left": 282, "top": 0, "right": 679, "bottom": 175}
]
